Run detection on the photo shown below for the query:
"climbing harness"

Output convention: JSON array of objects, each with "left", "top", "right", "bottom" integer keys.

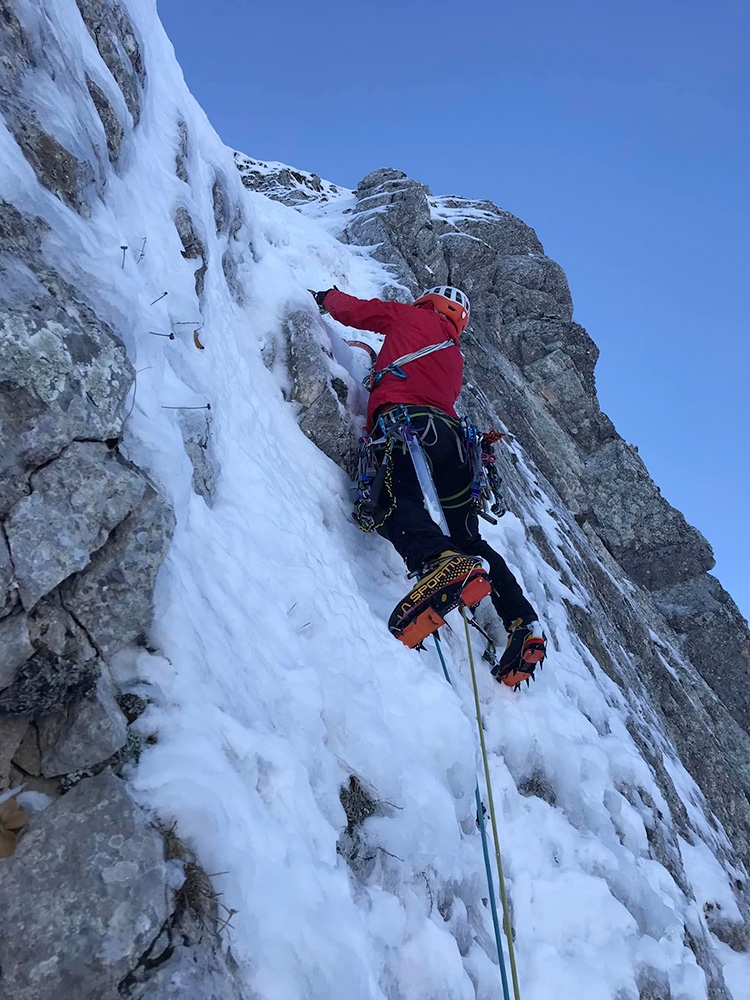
[
  {"left": 352, "top": 406, "right": 459, "bottom": 532},
  {"left": 351, "top": 405, "right": 508, "bottom": 533}
]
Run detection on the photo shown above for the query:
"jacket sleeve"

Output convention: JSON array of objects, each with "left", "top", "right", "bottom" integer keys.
[{"left": 323, "top": 289, "right": 406, "bottom": 333}]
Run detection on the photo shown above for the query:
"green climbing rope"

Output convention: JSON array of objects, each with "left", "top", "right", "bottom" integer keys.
[
  {"left": 432, "top": 635, "right": 512, "bottom": 1000},
  {"left": 461, "top": 608, "right": 521, "bottom": 1000}
]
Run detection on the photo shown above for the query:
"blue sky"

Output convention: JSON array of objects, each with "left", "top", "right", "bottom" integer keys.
[{"left": 156, "top": 0, "right": 749, "bottom": 620}]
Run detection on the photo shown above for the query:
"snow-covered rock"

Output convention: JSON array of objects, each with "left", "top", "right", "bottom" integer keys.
[
  {"left": 0, "top": 0, "right": 749, "bottom": 997},
  {"left": 234, "top": 151, "right": 345, "bottom": 207}
]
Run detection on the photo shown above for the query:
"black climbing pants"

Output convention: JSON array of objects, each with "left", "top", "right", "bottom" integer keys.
[{"left": 375, "top": 407, "right": 537, "bottom": 630}]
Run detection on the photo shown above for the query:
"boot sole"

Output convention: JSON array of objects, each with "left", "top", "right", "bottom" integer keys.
[{"left": 390, "top": 566, "right": 492, "bottom": 648}]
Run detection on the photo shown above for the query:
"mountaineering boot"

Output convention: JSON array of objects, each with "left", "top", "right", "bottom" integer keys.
[
  {"left": 389, "top": 550, "right": 492, "bottom": 648},
  {"left": 491, "top": 618, "right": 547, "bottom": 688}
]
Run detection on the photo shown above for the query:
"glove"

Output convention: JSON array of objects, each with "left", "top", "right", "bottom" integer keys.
[{"left": 309, "top": 287, "right": 337, "bottom": 311}]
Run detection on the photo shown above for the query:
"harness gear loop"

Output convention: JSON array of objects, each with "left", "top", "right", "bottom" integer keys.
[
  {"left": 351, "top": 433, "right": 397, "bottom": 533},
  {"left": 461, "top": 419, "right": 508, "bottom": 523}
]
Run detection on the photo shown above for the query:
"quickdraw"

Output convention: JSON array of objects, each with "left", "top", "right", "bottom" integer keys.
[
  {"left": 462, "top": 420, "right": 508, "bottom": 524},
  {"left": 351, "top": 431, "right": 396, "bottom": 533}
]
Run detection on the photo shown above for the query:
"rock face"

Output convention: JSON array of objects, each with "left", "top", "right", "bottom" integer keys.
[
  {"left": 345, "top": 168, "right": 449, "bottom": 295},
  {"left": 0, "top": 243, "right": 175, "bottom": 714},
  {"left": 6, "top": 442, "right": 146, "bottom": 609},
  {"left": 61, "top": 485, "right": 176, "bottom": 657},
  {"left": 0, "top": 3, "right": 246, "bottom": 996},
  {"left": 75, "top": 0, "right": 146, "bottom": 127},
  {"left": 284, "top": 308, "right": 359, "bottom": 473},
  {"left": 0, "top": 199, "right": 174, "bottom": 720},
  {"left": 38, "top": 670, "right": 128, "bottom": 777},
  {"left": 0, "top": 613, "right": 34, "bottom": 689},
  {"left": 178, "top": 410, "right": 218, "bottom": 507},
  {"left": 0, "top": 771, "right": 242, "bottom": 998},
  {"left": 0, "top": 0, "right": 146, "bottom": 215},
  {"left": 124, "top": 911, "right": 245, "bottom": 1000},
  {"left": 0, "top": 206, "right": 135, "bottom": 515},
  {"left": 1, "top": 597, "right": 100, "bottom": 717},
  {"left": 653, "top": 574, "right": 750, "bottom": 734},
  {"left": 174, "top": 207, "right": 208, "bottom": 299},
  {"left": 0, "top": 772, "right": 170, "bottom": 999}
]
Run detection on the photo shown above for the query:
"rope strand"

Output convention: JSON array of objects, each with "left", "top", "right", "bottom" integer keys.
[
  {"left": 462, "top": 608, "right": 521, "bottom": 1000},
  {"left": 432, "top": 635, "right": 512, "bottom": 1000}
]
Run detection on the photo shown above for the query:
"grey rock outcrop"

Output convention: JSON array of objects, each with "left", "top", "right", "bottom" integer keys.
[
  {"left": 86, "top": 74, "right": 125, "bottom": 164},
  {"left": 0, "top": 767, "right": 244, "bottom": 999},
  {"left": 0, "top": 597, "right": 100, "bottom": 717},
  {"left": 222, "top": 244, "right": 246, "bottom": 305},
  {"left": 234, "top": 150, "right": 343, "bottom": 206},
  {"left": 0, "top": 0, "right": 98, "bottom": 214},
  {"left": 174, "top": 207, "right": 208, "bottom": 299},
  {"left": 344, "top": 168, "right": 448, "bottom": 295},
  {"left": 6, "top": 442, "right": 146, "bottom": 609},
  {"left": 653, "top": 574, "right": 750, "bottom": 734},
  {"left": 212, "top": 176, "right": 232, "bottom": 235},
  {"left": 0, "top": 772, "right": 171, "bottom": 1000},
  {"left": 284, "top": 309, "right": 358, "bottom": 472},
  {"left": 0, "top": 613, "right": 33, "bottom": 689},
  {"left": 0, "top": 0, "right": 143, "bottom": 216},
  {"left": 75, "top": 0, "right": 146, "bottom": 127},
  {"left": 582, "top": 439, "right": 715, "bottom": 590},
  {"left": 0, "top": 5, "right": 242, "bottom": 995},
  {"left": 6, "top": 115, "right": 99, "bottom": 215},
  {"left": 38, "top": 668, "right": 127, "bottom": 777},
  {"left": 61, "top": 485, "right": 176, "bottom": 657},
  {"left": 0, "top": 715, "right": 28, "bottom": 789},
  {"left": 124, "top": 900, "right": 244, "bottom": 1000},
  {"left": 0, "top": 198, "right": 173, "bottom": 730},
  {"left": 175, "top": 119, "right": 190, "bottom": 182},
  {"left": 0, "top": 204, "right": 135, "bottom": 514},
  {"left": 0, "top": 530, "right": 15, "bottom": 615},
  {"left": 178, "top": 410, "right": 218, "bottom": 507}
]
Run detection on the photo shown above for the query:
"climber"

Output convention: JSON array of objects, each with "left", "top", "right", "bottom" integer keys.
[{"left": 310, "top": 285, "right": 547, "bottom": 686}]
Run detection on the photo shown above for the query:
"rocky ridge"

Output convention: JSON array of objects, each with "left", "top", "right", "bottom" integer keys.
[
  {"left": 234, "top": 151, "right": 346, "bottom": 207},
  {"left": 0, "top": 0, "right": 238, "bottom": 994}
]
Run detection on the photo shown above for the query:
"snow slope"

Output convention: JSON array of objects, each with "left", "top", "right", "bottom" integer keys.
[{"left": 2, "top": 1, "right": 749, "bottom": 997}]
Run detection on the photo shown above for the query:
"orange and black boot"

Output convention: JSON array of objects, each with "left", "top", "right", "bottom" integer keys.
[
  {"left": 492, "top": 619, "right": 547, "bottom": 688},
  {"left": 389, "top": 550, "right": 492, "bottom": 648}
]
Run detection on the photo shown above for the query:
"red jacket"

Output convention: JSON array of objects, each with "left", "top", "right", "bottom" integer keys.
[{"left": 323, "top": 290, "right": 463, "bottom": 430}]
